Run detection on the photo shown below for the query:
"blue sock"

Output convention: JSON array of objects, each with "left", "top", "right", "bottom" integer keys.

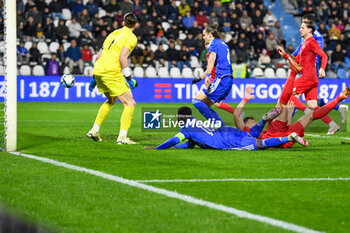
[
  {"left": 292, "top": 108, "right": 297, "bottom": 117},
  {"left": 318, "top": 98, "right": 339, "bottom": 110},
  {"left": 261, "top": 137, "right": 290, "bottom": 148},
  {"left": 193, "top": 99, "right": 225, "bottom": 126},
  {"left": 249, "top": 120, "right": 265, "bottom": 138}
]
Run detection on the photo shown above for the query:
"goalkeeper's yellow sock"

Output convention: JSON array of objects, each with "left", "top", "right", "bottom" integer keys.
[
  {"left": 94, "top": 101, "right": 114, "bottom": 129},
  {"left": 119, "top": 105, "right": 135, "bottom": 138}
]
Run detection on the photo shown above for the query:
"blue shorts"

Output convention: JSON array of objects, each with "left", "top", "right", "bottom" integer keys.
[
  {"left": 203, "top": 75, "right": 233, "bottom": 103},
  {"left": 219, "top": 126, "right": 258, "bottom": 150}
]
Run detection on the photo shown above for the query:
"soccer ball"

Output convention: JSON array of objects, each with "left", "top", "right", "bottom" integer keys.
[{"left": 61, "top": 74, "right": 75, "bottom": 88}]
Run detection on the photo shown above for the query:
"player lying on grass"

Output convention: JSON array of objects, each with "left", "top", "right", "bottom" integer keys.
[
  {"left": 234, "top": 85, "right": 350, "bottom": 148},
  {"left": 144, "top": 106, "right": 308, "bottom": 150}
]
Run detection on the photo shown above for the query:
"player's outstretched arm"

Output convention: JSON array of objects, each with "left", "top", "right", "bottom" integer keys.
[
  {"left": 312, "top": 42, "right": 328, "bottom": 78},
  {"left": 155, "top": 133, "right": 186, "bottom": 149},
  {"left": 286, "top": 100, "right": 295, "bottom": 125},
  {"left": 234, "top": 86, "right": 255, "bottom": 130}
]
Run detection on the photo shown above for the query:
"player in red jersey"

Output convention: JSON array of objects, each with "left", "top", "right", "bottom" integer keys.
[
  {"left": 192, "top": 42, "right": 235, "bottom": 114},
  {"left": 280, "top": 21, "right": 339, "bottom": 134}
]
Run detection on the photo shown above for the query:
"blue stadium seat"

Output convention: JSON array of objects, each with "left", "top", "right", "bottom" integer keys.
[{"left": 337, "top": 68, "right": 347, "bottom": 79}]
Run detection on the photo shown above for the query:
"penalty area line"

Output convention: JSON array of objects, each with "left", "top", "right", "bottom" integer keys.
[
  {"left": 305, "top": 133, "right": 350, "bottom": 140},
  {"left": 10, "top": 152, "right": 323, "bottom": 233},
  {"left": 135, "top": 177, "right": 350, "bottom": 183}
]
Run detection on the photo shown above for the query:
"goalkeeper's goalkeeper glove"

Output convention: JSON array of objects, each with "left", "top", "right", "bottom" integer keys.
[
  {"left": 192, "top": 77, "right": 202, "bottom": 84},
  {"left": 89, "top": 78, "right": 96, "bottom": 92},
  {"left": 127, "top": 79, "right": 138, "bottom": 89}
]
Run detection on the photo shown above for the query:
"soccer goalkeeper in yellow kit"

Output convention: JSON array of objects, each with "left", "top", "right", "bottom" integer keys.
[{"left": 87, "top": 13, "right": 139, "bottom": 144}]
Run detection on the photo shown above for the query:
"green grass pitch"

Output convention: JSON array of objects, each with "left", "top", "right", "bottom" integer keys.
[{"left": 0, "top": 102, "right": 350, "bottom": 233}]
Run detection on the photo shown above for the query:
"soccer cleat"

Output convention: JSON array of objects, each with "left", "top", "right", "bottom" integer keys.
[
  {"left": 339, "top": 105, "right": 348, "bottom": 124},
  {"left": 87, "top": 129, "right": 102, "bottom": 142},
  {"left": 117, "top": 137, "right": 139, "bottom": 145},
  {"left": 288, "top": 132, "right": 309, "bottom": 147},
  {"left": 327, "top": 124, "right": 340, "bottom": 135},
  {"left": 339, "top": 87, "right": 350, "bottom": 101},
  {"left": 262, "top": 107, "right": 282, "bottom": 122}
]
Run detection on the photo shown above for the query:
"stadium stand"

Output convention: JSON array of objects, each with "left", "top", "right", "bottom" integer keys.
[
  {"left": 158, "top": 67, "right": 170, "bottom": 78},
  {"left": 20, "top": 65, "right": 31, "bottom": 76},
  {"left": 133, "top": 66, "right": 144, "bottom": 78},
  {"left": 170, "top": 67, "right": 182, "bottom": 78},
  {"left": 33, "top": 65, "right": 45, "bottom": 76},
  {"left": 11, "top": 0, "right": 350, "bottom": 78},
  {"left": 182, "top": 67, "right": 194, "bottom": 78}
]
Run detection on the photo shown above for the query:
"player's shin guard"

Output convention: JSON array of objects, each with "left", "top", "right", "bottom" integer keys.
[
  {"left": 261, "top": 137, "right": 290, "bottom": 148},
  {"left": 120, "top": 105, "right": 135, "bottom": 131},
  {"left": 193, "top": 99, "right": 225, "bottom": 127},
  {"left": 95, "top": 101, "right": 114, "bottom": 126},
  {"left": 279, "top": 70, "right": 297, "bottom": 105},
  {"left": 318, "top": 98, "right": 340, "bottom": 110},
  {"left": 312, "top": 96, "right": 341, "bottom": 120},
  {"left": 218, "top": 102, "right": 235, "bottom": 114},
  {"left": 249, "top": 120, "right": 265, "bottom": 138}
]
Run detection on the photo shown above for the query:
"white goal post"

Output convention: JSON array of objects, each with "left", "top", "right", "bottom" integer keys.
[{"left": 4, "top": 0, "right": 17, "bottom": 151}]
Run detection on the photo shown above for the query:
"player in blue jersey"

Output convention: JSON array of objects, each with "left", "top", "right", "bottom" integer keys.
[
  {"left": 192, "top": 24, "right": 233, "bottom": 127},
  {"left": 144, "top": 107, "right": 309, "bottom": 150},
  {"left": 291, "top": 14, "right": 348, "bottom": 134}
]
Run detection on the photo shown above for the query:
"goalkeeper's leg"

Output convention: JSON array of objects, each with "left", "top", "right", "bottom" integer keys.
[{"left": 117, "top": 91, "right": 138, "bottom": 144}]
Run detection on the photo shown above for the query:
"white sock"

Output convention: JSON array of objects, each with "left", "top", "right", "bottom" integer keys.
[
  {"left": 304, "top": 108, "right": 312, "bottom": 115},
  {"left": 92, "top": 123, "right": 100, "bottom": 131},
  {"left": 329, "top": 121, "right": 337, "bottom": 128},
  {"left": 118, "top": 129, "right": 128, "bottom": 139}
]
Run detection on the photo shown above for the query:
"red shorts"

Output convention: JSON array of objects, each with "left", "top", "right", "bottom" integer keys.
[
  {"left": 262, "top": 120, "right": 305, "bottom": 148},
  {"left": 293, "top": 76, "right": 318, "bottom": 101}
]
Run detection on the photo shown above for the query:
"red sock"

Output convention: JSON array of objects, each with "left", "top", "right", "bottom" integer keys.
[
  {"left": 289, "top": 95, "right": 307, "bottom": 111},
  {"left": 218, "top": 102, "right": 235, "bottom": 114},
  {"left": 279, "top": 70, "right": 297, "bottom": 105},
  {"left": 312, "top": 96, "right": 340, "bottom": 120}
]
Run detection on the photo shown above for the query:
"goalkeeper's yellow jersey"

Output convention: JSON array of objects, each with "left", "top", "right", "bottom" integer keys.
[{"left": 93, "top": 26, "right": 137, "bottom": 78}]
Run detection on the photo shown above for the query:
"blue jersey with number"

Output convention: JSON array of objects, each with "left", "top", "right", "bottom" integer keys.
[
  {"left": 179, "top": 118, "right": 257, "bottom": 150},
  {"left": 208, "top": 38, "right": 232, "bottom": 79},
  {"left": 292, "top": 30, "right": 324, "bottom": 70}
]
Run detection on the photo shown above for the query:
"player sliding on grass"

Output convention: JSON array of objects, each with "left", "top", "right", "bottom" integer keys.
[
  {"left": 192, "top": 24, "right": 233, "bottom": 127},
  {"left": 192, "top": 41, "right": 235, "bottom": 115},
  {"left": 87, "top": 13, "right": 139, "bottom": 144},
  {"left": 292, "top": 14, "right": 348, "bottom": 129},
  {"left": 144, "top": 106, "right": 308, "bottom": 150},
  {"left": 234, "top": 85, "right": 350, "bottom": 148}
]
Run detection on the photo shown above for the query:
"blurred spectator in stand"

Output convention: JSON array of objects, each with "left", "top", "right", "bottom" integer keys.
[
  {"left": 17, "top": 42, "right": 30, "bottom": 64},
  {"left": 336, "top": 20, "right": 344, "bottom": 33},
  {"left": 56, "top": 44, "right": 66, "bottom": 64},
  {"left": 143, "top": 44, "right": 155, "bottom": 67},
  {"left": 286, "top": 44, "right": 294, "bottom": 54},
  {"left": 328, "top": 23, "right": 341, "bottom": 39},
  {"left": 258, "top": 3, "right": 267, "bottom": 18},
  {"left": 238, "top": 32, "right": 250, "bottom": 50},
  {"left": 247, "top": 2, "right": 257, "bottom": 18},
  {"left": 26, "top": 5, "right": 42, "bottom": 25},
  {"left": 239, "top": 10, "right": 252, "bottom": 28},
  {"left": 56, "top": 19, "right": 69, "bottom": 42},
  {"left": 23, "top": 16, "right": 36, "bottom": 40},
  {"left": 29, "top": 42, "right": 41, "bottom": 63},
  {"left": 86, "top": 0, "right": 98, "bottom": 17},
  {"left": 156, "top": 0, "right": 169, "bottom": 21},
  {"left": 316, "top": 1, "right": 328, "bottom": 24},
  {"left": 142, "top": 20, "right": 156, "bottom": 44},
  {"left": 318, "top": 22, "right": 328, "bottom": 42},
  {"left": 230, "top": 49, "right": 237, "bottom": 64},
  {"left": 144, "top": 0, "right": 156, "bottom": 15},
  {"left": 220, "top": 11, "right": 231, "bottom": 32},
  {"left": 131, "top": 44, "right": 144, "bottom": 67},
  {"left": 230, "top": 12, "right": 240, "bottom": 32},
  {"left": 68, "top": 17, "right": 82, "bottom": 39},
  {"left": 263, "top": 9, "right": 277, "bottom": 27},
  {"left": 208, "top": 11, "right": 219, "bottom": 25},
  {"left": 328, "top": 1, "right": 340, "bottom": 23},
  {"left": 166, "top": 23, "right": 179, "bottom": 41},
  {"left": 17, "top": 0, "right": 25, "bottom": 15},
  {"left": 81, "top": 43, "right": 93, "bottom": 67},
  {"left": 195, "top": 10, "right": 208, "bottom": 28},
  {"left": 45, "top": 52, "right": 60, "bottom": 75},
  {"left": 201, "top": 0, "right": 212, "bottom": 17},
  {"left": 104, "top": 11, "right": 114, "bottom": 27},
  {"left": 188, "top": 21, "right": 202, "bottom": 38},
  {"left": 119, "top": 0, "right": 134, "bottom": 14},
  {"left": 236, "top": 41, "right": 249, "bottom": 63},
  {"left": 270, "top": 21, "right": 285, "bottom": 48},
  {"left": 78, "top": 29, "right": 95, "bottom": 48},
  {"left": 235, "top": 3, "right": 244, "bottom": 17},
  {"left": 258, "top": 49, "right": 271, "bottom": 66},
  {"left": 72, "top": 0, "right": 85, "bottom": 18},
  {"left": 194, "top": 33, "right": 205, "bottom": 56},
  {"left": 183, "top": 11, "right": 195, "bottom": 29},
  {"left": 155, "top": 24, "right": 167, "bottom": 45},
  {"left": 178, "top": 44, "right": 191, "bottom": 71},
  {"left": 65, "top": 39, "right": 83, "bottom": 74},
  {"left": 168, "top": 0, "right": 179, "bottom": 21},
  {"left": 183, "top": 33, "right": 196, "bottom": 55},
  {"left": 17, "top": 23, "right": 25, "bottom": 42},
  {"left": 49, "top": 0, "right": 63, "bottom": 19},
  {"left": 166, "top": 40, "right": 179, "bottom": 71},
  {"left": 212, "top": 0, "right": 225, "bottom": 16},
  {"left": 340, "top": 2, "right": 350, "bottom": 22},
  {"left": 154, "top": 44, "right": 167, "bottom": 69},
  {"left": 190, "top": 1, "right": 200, "bottom": 16},
  {"left": 174, "top": 14, "right": 185, "bottom": 32},
  {"left": 42, "top": 6, "right": 52, "bottom": 23},
  {"left": 77, "top": 9, "right": 91, "bottom": 31},
  {"left": 138, "top": 7, "right": 150, "bottom": 25},
  {"left": 331, "top": 43, "right": 345, "bottom": 72},
  {"left": 44, "top": 17, "right": 56, "bottom": 41},
  {"left": 93, "top": 18, "right": 106, "bottom": 38},
  {"left": 150, "top": 11, "right": 161, "bottom": 26},
  {"left": 96, "top": 29, "right": 107, "bottom": 50},
  {"left": 105, "top": 0, "right": 119, "bottom": 13},
  {"left": 248, "top": 50, "right": 259, "bottom": 67},
  {"left": 232, "top": 58, "right": 248, "bottom": 78},
  {"left": 178, "top": 0, "right": 191, "bottom": 16},
  {"left": 302, "top": 0, "right": 314, "bottom": 15},
  {"left": 252, "top": 10, "right": 263, "bottom": 27},
  {"left": 36, "top": 23, "right": 44, "bottom": 40},
  {"left": 24, "top": 0, "right": 35, "bottom": 12},
  {"left": 266, "top": 32, "right": 278, "bottom": 53}
]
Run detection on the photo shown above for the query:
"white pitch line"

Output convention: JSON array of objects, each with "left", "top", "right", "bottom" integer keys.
[
  {"left": 305, "top": 133, "right": 350, "bottom": 141},
  {"left": 10, "top": 152, "right": 323, "bottom": 233},
  {"left": 135, "top": 177, "right": 350, "bottom": 183}
]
